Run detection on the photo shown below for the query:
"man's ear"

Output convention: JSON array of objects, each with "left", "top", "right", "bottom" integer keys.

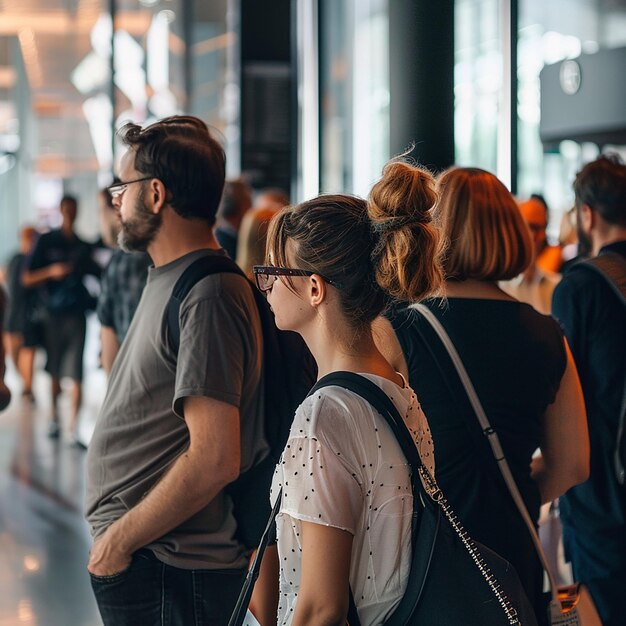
[
  {"left": 308, "top": 274, "right": 327, "bottom": 307},
  {"left": 580, "top": 203, "right": 595, "bottom": 231},
  {"left": 146, "top": 178, "right": 168, "bottom": 215}
]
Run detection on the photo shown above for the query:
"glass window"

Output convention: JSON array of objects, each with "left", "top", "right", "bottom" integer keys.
[
  {"left": 518, "top": 0, "right": 626, "bottom": 239},
  {"left": 319, "top": 0, "right": 389, "bottom": 197},
  {"left": 454, "top": 0, "right": 503, "bottom": 175}
]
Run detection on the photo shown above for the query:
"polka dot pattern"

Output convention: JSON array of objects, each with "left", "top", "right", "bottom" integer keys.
[{"left": 269, "top": 373, "right": 434, "bottom": 626}]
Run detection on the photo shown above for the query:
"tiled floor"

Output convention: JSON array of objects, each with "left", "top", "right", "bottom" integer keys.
[{"left": 0, "top": 318, "right": 105, "bottom": 626}]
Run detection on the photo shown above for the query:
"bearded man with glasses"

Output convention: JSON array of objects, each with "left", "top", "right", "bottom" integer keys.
[{"left": 85, "top": 115, "right": 266, "bottom": 626}]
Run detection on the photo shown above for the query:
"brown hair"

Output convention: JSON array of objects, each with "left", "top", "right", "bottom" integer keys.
[
  {"left": 573, "top": 153, "right": 626, "bottom": 227},
  {"left": 118, "top": 115, "right": 225, "bottom": 226},
  {"left": 434, "top": 167, "right": 532, "bottom": 281},
  {"left": 236, "top": 206, "right": 282, "bottom": 279},
  {"left": 219, "top": 178, "right": 252, "bottom": 221},
  {"left": 267, "top": 159, "right": 443, "bottom": 329}
]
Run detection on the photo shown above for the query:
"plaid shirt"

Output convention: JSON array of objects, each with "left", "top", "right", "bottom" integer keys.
[{"left": 97, "top": 249, "right": 151, "bottom": 343}]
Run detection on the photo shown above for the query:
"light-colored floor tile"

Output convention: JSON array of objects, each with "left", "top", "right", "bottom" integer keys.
[{"left": 0, "top": 315, "right": 104, "bottom": 626}]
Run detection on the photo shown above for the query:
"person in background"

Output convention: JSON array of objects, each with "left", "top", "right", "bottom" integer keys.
[
  {"left": 22, "top": 195, "right": 101, "bottom": 445},
  {"left": 254, "top": 188, "right": 289, "bottom": 212},
  {"left": 374, "top": 167, "right": 589, "bottom": 625},
  {"left": 500, "top": 194, "right": 561, "bottom": 314},
  {"left": 525, "top": 194, "right": 564, "bottom": 273},
  {"left": 95, "top": 186, "right": 150, "bottom": 374},
  {"left": 0, "top": 286, "right": 11, "bottom": 412},
  {"left": 559, "top": 206, "right": 591, "bottom": 273},
  {"left": 552, "top": 154, "right": 626, "bottom": 626},
  {"left": 85, "top": 115, "right": 265, "bottom": 626},
  {"left": 261, "top": 159, "right": 443, "bottom": 626},
  {"left": 215, "top": 178, "right": 253, "bottom": 259},
  {"left": 4, "top": 225, "right": 39, "bottom": 401},
  {"left": 236, "top": 187, "right": 289, "bottom": 279}
]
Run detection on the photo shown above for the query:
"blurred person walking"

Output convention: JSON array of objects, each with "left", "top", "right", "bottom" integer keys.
[
  {"left": 375, "top": 167, "right": 589, "bottom": 625},
  {"left": 0, "top": 286, "right": 11, "bottom": 412},
  {"left": 22, "top": 195, "right": 101, "bottom": 444},
  {"left": 4, "top": 225, "right": 39, "bottom": 401},
  {"left": 85, "top": 116, "right": 265, "bottom": 626},
  {"left": 552, "top": 154, "right": 626, "bottom": 626}
]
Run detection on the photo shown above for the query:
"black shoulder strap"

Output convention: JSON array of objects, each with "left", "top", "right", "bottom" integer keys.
[
  {"left": 227, "top": 493, "right": 282, "bottom": 626},
  {"left": 571, "top": 252, "right": 626, "bottom": 484},
  {"left": 310, "top": 372, "right": 423, "bottom": 471},
  {"left": 573, "top": 252, "right": 626, "bottom": 306},
  {"left": 167, "top": 254, "right": 246, "bottom": 354},
  {"left": 310, "top": 372, "right": 429, "bottom": 626}
]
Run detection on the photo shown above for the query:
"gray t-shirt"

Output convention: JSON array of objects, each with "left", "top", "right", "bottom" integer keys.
[{"left": 85, "top": 249, "right": 266, "bottom": 570}]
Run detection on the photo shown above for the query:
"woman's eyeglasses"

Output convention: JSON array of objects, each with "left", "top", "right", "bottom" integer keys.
[{"left": 252, "top": 265, "right": 339, "bottom": 293}]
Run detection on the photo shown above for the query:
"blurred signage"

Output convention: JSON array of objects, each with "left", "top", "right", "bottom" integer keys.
[{"left": 540, "top": 46, "right": 626, "bottom": 146}]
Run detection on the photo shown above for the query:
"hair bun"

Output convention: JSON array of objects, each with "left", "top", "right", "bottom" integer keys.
[{"left": 367, "top": 158, "right": 444, "bottom": 302}]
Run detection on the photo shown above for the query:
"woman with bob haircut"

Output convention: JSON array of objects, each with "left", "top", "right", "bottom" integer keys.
[
  {"left": 374, "top": 166, "right": 589, "bottom": 625},
  {"left": 255, "top": 159, "right": 443, "bottom": 626}
]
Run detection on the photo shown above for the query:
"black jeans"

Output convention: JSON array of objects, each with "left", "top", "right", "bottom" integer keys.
[{"left": 90, "top": 549, "right": 247, "bottom": 626}]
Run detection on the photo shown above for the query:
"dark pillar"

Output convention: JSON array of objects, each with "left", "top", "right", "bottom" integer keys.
[
  {"left": 239, "top": 0, "right": 293, "bottom": 192},
  {"left": 109, "top": 0, "right": 117, "bottom": 175},
  {"left": 389, "top": 0, "right": 454, "bottom": 172},
  {"left": 182, "top": 0, "right": 193, "bottom": 113}
]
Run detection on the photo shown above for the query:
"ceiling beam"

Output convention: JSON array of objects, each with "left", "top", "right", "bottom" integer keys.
[{"left": 0, "top": 12, "right": 151, "bottom": 36}]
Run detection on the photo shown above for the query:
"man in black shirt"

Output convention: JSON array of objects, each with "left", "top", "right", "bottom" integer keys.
[
  {"left": 552, "top": 154, "right": 626, "bottom": 626},
  {"left": 23, "top": 195, "right": 100, "bottom": 444}
]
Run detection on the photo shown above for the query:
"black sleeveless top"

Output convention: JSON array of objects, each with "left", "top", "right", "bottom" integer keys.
[{"left": 389, "top": 298, "right": 566, "bottom": 622}]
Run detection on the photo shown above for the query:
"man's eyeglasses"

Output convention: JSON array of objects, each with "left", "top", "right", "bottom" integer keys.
[
  {"left": 107, "top": 176, "right": 154, "bottom": 199},
  {"left": 252, "top": 265, "right": 339, "bottom": 293}
]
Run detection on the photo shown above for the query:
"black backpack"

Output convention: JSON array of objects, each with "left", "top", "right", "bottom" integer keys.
[{"left": 167, "top": 253, "right": 317, "bottom": 547}]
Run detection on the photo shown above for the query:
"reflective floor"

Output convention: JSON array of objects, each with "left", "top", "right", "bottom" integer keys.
[{"left": 0, "top": 318, "right": 105, "bottom": 626}]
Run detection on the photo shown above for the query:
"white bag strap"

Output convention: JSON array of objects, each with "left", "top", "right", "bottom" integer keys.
[{"left": 412, "top": 303, "right": 559, "bottom": 603}]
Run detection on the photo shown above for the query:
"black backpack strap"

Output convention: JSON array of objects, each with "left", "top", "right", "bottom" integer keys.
[
  {"left": 571, "top": 252, "right": 626, "bottom": 484},
  {"left": 309, "top": 372, "right": 429, "bottom": 626},
  {"left": 574, "top": 252, "right": 626, "bottom": 306},
  {"left": 309, "top": 372, "right": 423, "bottom": 472},
  {"left": 227, "top": 491, "right": 282, "bottom": 626},
  {"left": 167, "top": 254, "right": 246, "bottom": 354}
]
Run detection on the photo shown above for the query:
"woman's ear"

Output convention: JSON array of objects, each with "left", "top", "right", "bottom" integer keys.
[{"left": 308, "top": 274, "right": 327, "bottom": 307}]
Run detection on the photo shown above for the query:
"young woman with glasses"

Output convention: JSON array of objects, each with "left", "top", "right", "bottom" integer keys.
[{"left": 252, "top": 159, "right": 444, "bottom": 626}]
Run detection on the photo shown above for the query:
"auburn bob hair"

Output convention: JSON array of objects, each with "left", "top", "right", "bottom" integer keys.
[{"left": 434, "top": 167, "right": 532, "bottom": 281}]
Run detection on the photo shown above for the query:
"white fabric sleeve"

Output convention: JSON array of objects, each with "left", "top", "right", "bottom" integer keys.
[{"left": 279, "top": 402, "right": 364, "bottom": 534}]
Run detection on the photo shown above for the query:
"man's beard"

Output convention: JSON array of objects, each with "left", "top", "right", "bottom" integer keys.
[{"left": 118, "top": 188, "right": 162, "bottom": 252}]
